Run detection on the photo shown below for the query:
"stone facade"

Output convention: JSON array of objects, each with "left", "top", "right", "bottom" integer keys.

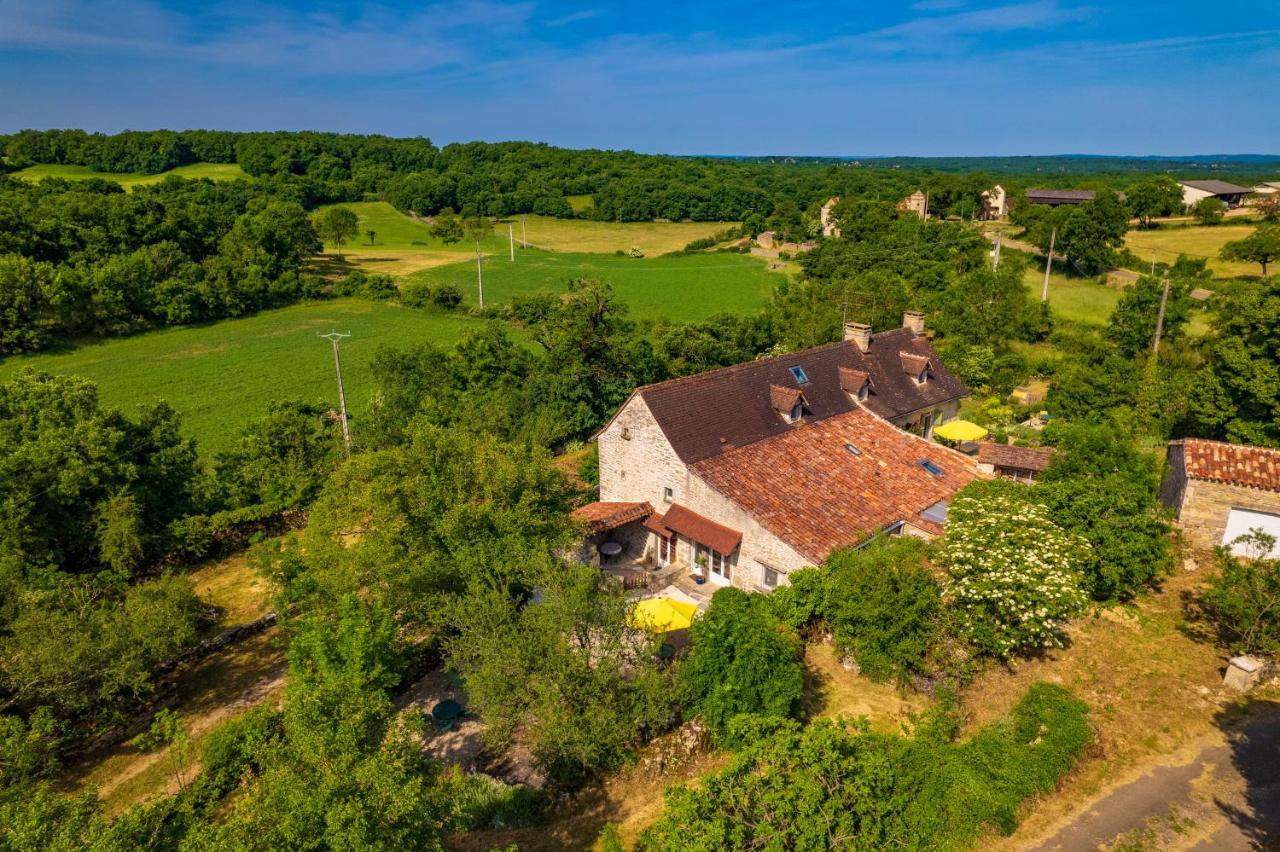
[
  {"left": 890, "top": 399, "right": 960, "bottom": 441},
  {"left": 1167, "top": 477, "right": 1280, "bottom": 552},
  {"left": 598, "top": 395, "right": 814, "bottom": 591}
]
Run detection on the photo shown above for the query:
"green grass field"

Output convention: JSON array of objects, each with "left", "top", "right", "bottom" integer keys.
[
  {"left": 406, "top": 249, "right": 782, "bottom": 321},
  {"left": 1125, "top": 224, "right": 1261, "bottom": 279},
  {"left": 0, "top": 299, "right": 491, "bottom": 454},
  {"left": 506, "top": 215, "right": 739, "bottom": 255},
  {"left": 12, "top": 162, "right": 251, "bottom": 188}
]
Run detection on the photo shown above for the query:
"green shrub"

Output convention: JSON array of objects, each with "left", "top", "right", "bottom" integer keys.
[
  {"left": 1198, "top": 533, "right": 1280, "bottom": 656},
  {"left": 823, "top": 538, "right": 941, "bottom": 683},
  {"left": 639, "top": 682, "right": 1091, "bottom": 851},
  {"left": 943, "top": 488, "right": 1089, "bottom": 659},
  {"left": 444, "top": 769, "right": 545, "bottom": 831},
  {"left": 680, "top": 587, "right": 804, "bottom": 743},
  {"left": 198, "top": 705, "right": 281, "bottom": 799},
  {"left": 431, "top": 283, "right": 463, "bottom": 310}
]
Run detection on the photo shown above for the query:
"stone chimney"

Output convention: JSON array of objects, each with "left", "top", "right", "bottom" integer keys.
[
  {"left": 903, "top": 311, "right": 925, "bottom": 335},
  {"left": 844, "top": 322, "right": 872, "bottom": 352}
]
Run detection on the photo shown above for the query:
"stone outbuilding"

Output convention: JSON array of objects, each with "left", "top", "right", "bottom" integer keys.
[
  {"left": 976, "top": 442, "right": 1054, "bottom": 484},
  {"left": 1161, "top": 439, "right": 1280, "bottom": 557}
]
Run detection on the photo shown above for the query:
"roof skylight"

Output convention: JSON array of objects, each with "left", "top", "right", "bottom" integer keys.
[
  {"left": 789, "top": 365, "right": 810, "bottom": 385},
  {"left": 918, "top": 459, "right": 943, "bottom": 477}
]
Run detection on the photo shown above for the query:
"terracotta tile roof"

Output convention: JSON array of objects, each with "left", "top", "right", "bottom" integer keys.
[
  {"left": 655, "top": 504, "right": 743, "bottom": 554},
  {"left": 838, "top": 367, "right": 870, "bottom": 394},
  {"left": 978, "top": 442, "right": 1055, "bottom": 473},
  {"left": 570, "top": 501, "right": 654, "bottom": 534},
  {"left": 769, "top": 384, "right": 805, "bottom": 415},
  {"left": 1173, "top": 439, "right": 1280, "bottom": 493},
  {"left": 635, "top": 328, "right": 967, "bottom": 464},
  {"left": 900, "top": 352, "right": 931, "bottom": 377},
  {"left": 692, "top": 408, "right": 980, "bottom": 563}
]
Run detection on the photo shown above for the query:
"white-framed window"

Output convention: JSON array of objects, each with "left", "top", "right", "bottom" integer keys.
[
  {"left": 857, "top": 383, "right": 870, "bottom": 401},
  {"left": 762, "top": 565, "right": 778, "bottom": 588},
  {"left": 663, "top": 486, "right": 674, "bottom": 502}
]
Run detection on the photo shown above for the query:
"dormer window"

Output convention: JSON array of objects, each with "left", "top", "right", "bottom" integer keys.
[
  {"left": 838, "top": 366, "right": 872, "bottom": 402},
  {"left": 900, "top": 353, "right": 933, "bottom": 385},
  {"left": 770, "top": 384, "right": 808, "bottom": 424}
]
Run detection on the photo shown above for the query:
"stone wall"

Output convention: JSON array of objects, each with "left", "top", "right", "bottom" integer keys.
[
  {"left": 1175, "top": 478, "right": 1280, "bottom": 551},
  {"left": 597, "top": 394, "right": 813, "bottom": 589}
]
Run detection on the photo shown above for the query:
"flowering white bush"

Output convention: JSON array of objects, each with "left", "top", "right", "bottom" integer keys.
[{"left": 942, "top": 492, "right": 1089, "bottom": 659}]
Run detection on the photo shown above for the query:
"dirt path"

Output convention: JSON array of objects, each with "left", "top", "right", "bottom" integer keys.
[
  {"left": 1027, "top": 703, "right": 1280, "bottom": 850},
  {"left": 987, "top": 231, "right": 1139, "bottom": 284}
]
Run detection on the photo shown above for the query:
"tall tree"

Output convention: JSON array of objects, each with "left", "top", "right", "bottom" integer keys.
[
  {"left": 313, "top": 206, "right": 359, "bottom": 258},
  {"left": 1220, "top": 224, "right": 1280, "bottom": 277}
]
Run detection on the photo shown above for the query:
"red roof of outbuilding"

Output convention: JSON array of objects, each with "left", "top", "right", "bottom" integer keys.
[
  {"left": 978, "top": 442, "right": 1055, "bottom": 473},
  {"left": 692, "top": 408, "right": 979, "bottom": 563},
  {"left": 1174, "top": 439, "right": 1280, "bottom": 493}
]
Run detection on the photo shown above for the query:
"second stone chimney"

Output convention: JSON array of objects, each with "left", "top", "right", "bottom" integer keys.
[
  {"left": 903, "top": 311, "right": 925, "bottom": 335},
  {"left": 844, "top": 322, "right": 872, "bottom": 352}
]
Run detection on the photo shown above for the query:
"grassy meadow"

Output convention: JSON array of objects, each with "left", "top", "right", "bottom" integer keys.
[
  {"left": 406, "top": 248, "right": 782, "bottom": 321},
  {"left": 12, "top": 162, "right": 251, "bottom": 188},
  {"left": 507, "top": 214, "right": 738, "bottom": 255},
  {"left": 1125, "top": 224, "right": 1261, "bottom": 279},
  {"left": 0, "top": 299, "right": 494, "bottom": 454}
]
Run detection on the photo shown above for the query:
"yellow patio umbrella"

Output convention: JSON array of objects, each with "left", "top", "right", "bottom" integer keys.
[
  {"left": 628, "top": 597, "right": 698, "bottom": 633},
  {"left": 933, "top": 419, "right": 989, "bottom": 442}
]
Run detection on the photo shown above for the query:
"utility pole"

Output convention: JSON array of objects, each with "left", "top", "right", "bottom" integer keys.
[
  {"left": 1151, "top": 251, "right": 1157, "bottom": 276},
  {"left": 1152, "top": 276, "right": 1171, "bottom": 355},
  {"left": 521, "top": 214, "right": 527, "bottom": 248},
  {"left": 993, "top": 230, "right": 1003, "bottom": 271},
  {"left": 1041, "top": 226, "right": 1057, "bottom": 302},
  {"left": 508, "top": 223, "right": 515, "bottom": 261},
  {"left": 474, "top": 244, "right": 484, "bottom": 308},
  {"left": 318, "top": 331, "right": 352, "bottom": 452}
]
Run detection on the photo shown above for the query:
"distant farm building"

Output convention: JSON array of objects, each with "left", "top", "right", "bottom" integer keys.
[
  {"left": 1179, "top": 180, "right": 1252, "bottom": 210},
  {"left": 755, "top": 231, "right": 777, "bottom": 249},
  {"left": 1161, "top": 439, "right": 1280, "bottom": 558},
  {"left": 980, "top": 185, "right": 1008, "bottom": 220},
  {"left": 1250, "top": 181, "right": 1280, "bottom": 199},
  {"left": 820, "top": 197, "right": 841, "bottom": 237},
  {"left": 1024, "top": 188, "right": 1098, "bottom": 207},
  {"left": 897, "top": 190, "right": 927, "bottom": 219}
]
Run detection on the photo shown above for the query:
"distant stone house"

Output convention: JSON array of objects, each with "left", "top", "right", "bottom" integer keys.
[
  {"left": 574, "top": 313, "right": 977, "bottom": 591},
  {"left": 1179, "top": 180, "right": 1252, "bottom": 210},
  {"left": 820, "top": 196, "right": 841, "bottom": 237},
  {"left": 980, "top": 185, "right": 1008, "bottom": 220},
  {"left": 897, "top": 190, "right": 928, "bottom": 219},
  {"left": 976, "top": 442, "right": 1053, "bottom": 484},
  {"left": 1161, "top": 439, "right": 1280, "bottom": 558},
  {"left": 755, "top": 230, "right": 777, "bottom": 250}
]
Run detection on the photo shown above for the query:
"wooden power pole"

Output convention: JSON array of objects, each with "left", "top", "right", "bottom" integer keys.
[
  {"left": 318, "top": 331, "right": 352, "bottom": 452},
  {"left": 474, "top": 243, "right": 484, "bottom": 308},
  {"left": 1041, "top": 226, "right": 1057, "bottom": 302},
  {"left": 508, "top": 223, "right": 515, "bottom": 261},
  {"left": 1152, "top": 276, "right": 1171, "bottom": 354}
]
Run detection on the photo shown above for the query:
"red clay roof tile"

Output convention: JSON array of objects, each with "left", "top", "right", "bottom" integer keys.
[
  {"left": 692, "top": 408, "right": 980, "bottom": 563},
  {"left": 570, "top": 501, "right": 654, "bottom": 534},
  {"left": 660, "top": 504, "right": 743, "bottom": 554},
  {"left": 1174, "top": 439, "right": 1280, "bottom": 492}
]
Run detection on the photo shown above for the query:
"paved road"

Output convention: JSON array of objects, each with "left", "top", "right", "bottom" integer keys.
[{"left": 1029, "top": 705, "right": 1280, "bottom": 850}]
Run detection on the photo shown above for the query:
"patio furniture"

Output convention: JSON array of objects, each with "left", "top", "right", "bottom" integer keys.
[
  {"left": 599, "top": 541, "right": 623, "bottom": 561},
  {"left": 432, "top": 699, "right": 464, "bottom": 731}
]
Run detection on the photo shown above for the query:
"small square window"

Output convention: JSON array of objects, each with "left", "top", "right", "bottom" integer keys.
[
  {"left": 788, "top": 365, "right": 810, "bottom": 385},
  {"left": 762, "top": 566, "right": 778, "bottom": 588},
  {"left": 663, "top": 486, "right": 673, "bottom": 502}
]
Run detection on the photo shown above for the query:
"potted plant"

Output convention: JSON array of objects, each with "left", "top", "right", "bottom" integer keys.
[{"left": 693, "top": 552, "right": 708, "bottom": 584}]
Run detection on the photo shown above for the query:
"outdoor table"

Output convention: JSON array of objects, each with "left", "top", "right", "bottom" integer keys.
[{"left": 600, "top": 542, "right": 623, "bottom": 558}]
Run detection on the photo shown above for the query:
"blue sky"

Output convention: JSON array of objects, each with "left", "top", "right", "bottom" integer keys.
[{"left": 2, "top": 0, "right": 1278, "bottom": 155}]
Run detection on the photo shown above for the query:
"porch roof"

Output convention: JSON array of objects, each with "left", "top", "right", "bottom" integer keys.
[
  {"left": 571, "top": 501, "right": 654, "bottom": 534},
  {"left": 645, "top": 504, "right": 743, "bottom": 555}
]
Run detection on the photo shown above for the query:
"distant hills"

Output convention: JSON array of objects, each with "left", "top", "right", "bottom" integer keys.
[{"left": 716, "top": 153, "right": 1280, "bottom": 176}]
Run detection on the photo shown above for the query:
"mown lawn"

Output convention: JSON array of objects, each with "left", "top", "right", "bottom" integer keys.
[
  {"left": 12, "top": 162, "right": 251, "bottom": 188},
  {"left": 1126, "top": 224, "right": 1260, "bottom": 279},
  {"left": 0, "top": 299, "right": 492, "bottom": 455},
  {"left": 406, "top": 249, "right": 781, "bottom": 321}
]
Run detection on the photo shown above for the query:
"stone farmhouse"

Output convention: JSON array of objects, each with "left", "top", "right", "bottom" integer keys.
[
  {"left": 820, "top": 196, "right": 841, "bottom": 237},
  {"left": 980, "top": 185, "right": 1008, "bottom": 220},
  {"left": 1161, "top": 439, "right": 1280, "bottom": 558},
  {"left": 573, "top": 313, "right": 978, "bottom": 592}
]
